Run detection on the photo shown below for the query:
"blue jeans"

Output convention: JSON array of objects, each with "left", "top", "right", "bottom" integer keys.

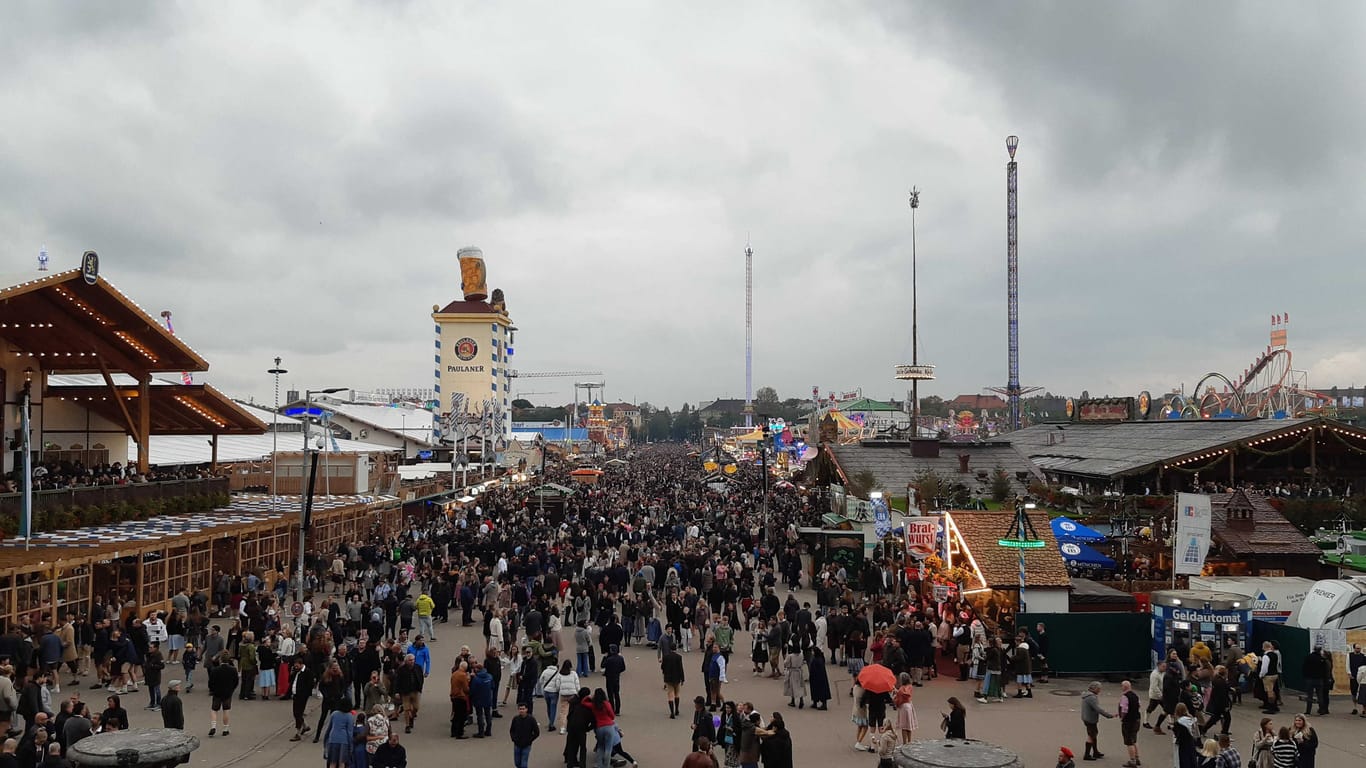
[
  {"left": 475, "top": 705, "right": 491, "bottom": 735},
  {"left": 594, "top": 725, "right": 618, "bottom": 768},
  {"left": 544, "top": 693, "right": 558, "bottom": 728},
  {"left": 513, "top": 745, "right": 531, "bottom": 768},
  {"left": 577, "top": 652, "right": 591, "bottom": 677}
]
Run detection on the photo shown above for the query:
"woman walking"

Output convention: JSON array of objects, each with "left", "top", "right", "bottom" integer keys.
[
  {"left": 851, "top": 681, "right": 871, "bottom": 752},
  {"left": 807, "top": 648, "right": 831, "bottom": 710}
]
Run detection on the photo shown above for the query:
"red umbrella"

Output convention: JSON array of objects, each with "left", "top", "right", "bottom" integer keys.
[{"left": 857, "top": 663, "right": 896, "bottom": 694}]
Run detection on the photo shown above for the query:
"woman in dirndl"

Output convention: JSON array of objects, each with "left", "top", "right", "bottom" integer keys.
[{"left": 894, "top": 672, "right": 918, "bottom": 743}]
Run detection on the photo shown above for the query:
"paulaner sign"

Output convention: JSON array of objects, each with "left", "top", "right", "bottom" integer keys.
[{"left": 446, "top": 365, "right": 485, "bottom": 373}]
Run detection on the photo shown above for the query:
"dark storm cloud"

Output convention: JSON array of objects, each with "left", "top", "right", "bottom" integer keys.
[{"left": 886, "top": 2, "right": 1366, "bottom": 185}]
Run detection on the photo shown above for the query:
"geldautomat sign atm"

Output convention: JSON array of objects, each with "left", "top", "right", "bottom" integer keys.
[{"left": 1150, "top": 589, "right": 1253, "bottom": 663}]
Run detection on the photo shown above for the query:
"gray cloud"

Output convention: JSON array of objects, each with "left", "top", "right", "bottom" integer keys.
[{"left": 0, "top": 1, "right": 1362, "bottom": 411}]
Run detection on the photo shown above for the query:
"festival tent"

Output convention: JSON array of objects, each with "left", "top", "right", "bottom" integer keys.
[
  {"left": 1058, "top": 540, "right": 1116, "bottom": 570},
  {"left": 1051, "top": 516, "right": 1107, "bottom": 543}
]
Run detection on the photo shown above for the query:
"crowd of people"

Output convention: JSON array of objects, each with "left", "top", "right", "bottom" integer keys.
[{"left": 0, "top": 443, "right": 1361, "bottom": 768}]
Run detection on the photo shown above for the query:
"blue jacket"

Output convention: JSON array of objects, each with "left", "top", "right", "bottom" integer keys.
[
  {"left": 324, "top": 710, "right": 354, "bottom": 746},
  {"left": 412, "top": 644, "right": 432, "bottom": 676},
  {"left": 470, "top": 669, "right": 494, "bottom": 708}
]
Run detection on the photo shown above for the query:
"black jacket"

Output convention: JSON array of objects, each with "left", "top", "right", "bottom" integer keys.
[
  {"left": 661, "top": 652, "right": 685, "bottom": 684},
  {"left": 508, "top": 713, "right": 541, "bottom": 747},
  {"left": 160, "top": 692, "right": 185, "bottom": 729},
  {"left": 371, "top": 743, "right": 407, "bottom": 768},
  {"left": 208, "top": 662, "right": 240, "bottom": 699}
]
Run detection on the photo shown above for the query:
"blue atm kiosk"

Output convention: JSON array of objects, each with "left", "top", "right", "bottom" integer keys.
[{"left": 1150, "top": 590, "right": 1252, "bottom": 665}]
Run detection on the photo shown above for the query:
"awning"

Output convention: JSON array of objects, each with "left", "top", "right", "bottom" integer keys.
[
  {"left": 46, "top": 380, "right": 267, "bottom": 435},
  {"left": 0, "top": 269, "right": 209, "bottom": 375},
  {"left": 1051, "top": 516, "right": 1107, "bottom": 543},
  {"left": 1059, "top": 540, "right": 1116, "bottom": 569}
]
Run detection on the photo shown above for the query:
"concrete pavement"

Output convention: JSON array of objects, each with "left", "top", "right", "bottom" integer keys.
[{"left": 125, "top": 602, "right": 1366, "bottom": 768}]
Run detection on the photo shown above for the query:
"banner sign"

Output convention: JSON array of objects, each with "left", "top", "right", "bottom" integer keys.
[
  {"left": 905, "top": 519, "right": 938, "bottom": 556},
  {"left": 1174, "top": 492, "right": 1212, "bottom": 575},
  {"left": 872, "top": 497, "right": 891, "bottom": 539}
]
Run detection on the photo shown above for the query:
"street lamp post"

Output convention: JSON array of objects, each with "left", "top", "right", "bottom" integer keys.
[
  {"left": 760, "top": 417, "right": 772, "bottom": 553},
  {"left": 298, "top": 386, "right": 345, "bottom": 606},
  {"left": 267, "top": 358, "right": 287, "bottom": 508},
  {"left": 21, "top": 368, "right": 34, "bottom": 550}
]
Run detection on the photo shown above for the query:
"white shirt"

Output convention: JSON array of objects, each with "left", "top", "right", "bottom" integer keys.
[{"left": 145, "top": 618, "right": 168, "bottom": 643}]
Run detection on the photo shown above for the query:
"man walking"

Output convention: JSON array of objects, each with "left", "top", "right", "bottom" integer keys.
[
  {"left": 602, "top": 644, "right": 625, "bottom": 715},
  {"left": 207, "top": 653, "right": 238, "bottom": 737},
  {"left": 661, "top": 643, "right": 685, "bottom": 719},
  {"left": 393, "top": 653, "right": 425, "bottom": 734},
  {"left": 1080, "top": 681, "right": 1114, "bottom": 761},
  {"left": 160, "top": 680, "right": 185, "bottom": 729},
  {"left": 289, "top": 659, "right": 315, "bottom": 741},
  {"left": 1117, "top": 680, "right": 1140, "bottom": 768},
  {"left": 702, "top": 642, "right": 727, "bottom": 711},
  {"left": 415, "top": 592, "right": 436, "bottom": 642},
  {"left": 1258, "top": 641, "right": 1281, "bottom": 714},
  {"left": 508, "top": 702, "right": 539, "bottom": 768}
]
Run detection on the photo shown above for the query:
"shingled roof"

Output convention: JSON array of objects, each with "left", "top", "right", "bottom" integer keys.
[
  {"left": 946, "top": 510, "right": 1073, "bottom": 590},
  {"left": 1210, "top": 490, "right": 1320, "bottom": 558},
  {"left": 829, "top": 441, "right": 1044, "bottom": 498},
  {"left": 1002, "top": 418, "right": 1330, "bottom": 479}
]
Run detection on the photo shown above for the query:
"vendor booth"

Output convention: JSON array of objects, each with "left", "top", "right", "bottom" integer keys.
[{"left": 1150, "top": 589, "right": 1252, "bottom": 663}]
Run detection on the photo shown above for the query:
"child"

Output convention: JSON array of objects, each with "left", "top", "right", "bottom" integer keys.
[
  {"left": 1057, "top": 746, "right": 1075, "bottom": 768},
  {"left": 680, "top": 618, "right": 693, "bottom": 654},
  {"left": 181, "top": 643, "right": 199, "bottom": 693},
  {"left": 872, "top": 721, "right": 899, "bottom": 768}
]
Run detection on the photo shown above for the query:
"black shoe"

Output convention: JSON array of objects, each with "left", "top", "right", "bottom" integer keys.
[
  {"left": 1095, "top": 752, "right": 1105, "bottom": 759},
  {"left": 491, "top": 711, "right": 503, "bottom": 718}
]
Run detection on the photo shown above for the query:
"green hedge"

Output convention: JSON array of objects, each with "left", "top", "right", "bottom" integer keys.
[{"left": 2, "top": 491, "right": 231, "bottom": 535}]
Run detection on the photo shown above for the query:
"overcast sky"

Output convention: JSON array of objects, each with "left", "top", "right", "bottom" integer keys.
[{"left": 4, "top": 1, "right": 1364, "bottom": 409}]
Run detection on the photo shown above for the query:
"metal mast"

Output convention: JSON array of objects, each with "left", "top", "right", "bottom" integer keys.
[
  {"left": 1006, "top": 135, "right": 1021, "bottom": 431},
  {"left": 895, "top": 188, "right": 935, "bottom": 431},
  {"left": 744, "top": 243, "right": 754, "bottom": 429},
  {"left": 910, "top": 188, "right": 921, "bottom": 422}
]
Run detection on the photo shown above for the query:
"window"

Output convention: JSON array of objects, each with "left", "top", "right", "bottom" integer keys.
[
  {"left": 491, "top": 323, "right": 498, "bottom": 332},
  {"left": 491, "top": 383, "right": 498, "bottom": 392}
]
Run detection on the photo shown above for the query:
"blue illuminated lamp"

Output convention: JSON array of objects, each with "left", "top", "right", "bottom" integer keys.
[{"left": 285, "top": 405, "right": 325, "bottom": 417}]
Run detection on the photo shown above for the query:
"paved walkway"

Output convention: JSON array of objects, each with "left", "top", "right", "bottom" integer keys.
[{"left": 125, "top": 595, "right": 1366, "bottom": 768}]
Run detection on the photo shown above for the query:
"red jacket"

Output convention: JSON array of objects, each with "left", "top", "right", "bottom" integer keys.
[{"left": 591, "top": 700, "right": 616, "bottom": 729}]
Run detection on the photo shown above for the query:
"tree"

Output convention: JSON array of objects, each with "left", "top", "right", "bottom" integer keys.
[
  {"left": 847, "top": 469, "right": 879, "bottom": 499},
  {"left": 919, "top": 395, "right": 950, "bottom": 417},
  {"left": 990, "top": 466, "right": 1012, "bottom": 503},
  {"left": 648, "top": 408, "right": 672, "bottom": 442},
  {"left": 511, "top": 398, "right": 533, "bottom": 410},
  {"left": 912, "top": 469, "right": 946, "bottom": 512},
  {"left": 755, "top": 386, "right": 780, "bottom": 405}
]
